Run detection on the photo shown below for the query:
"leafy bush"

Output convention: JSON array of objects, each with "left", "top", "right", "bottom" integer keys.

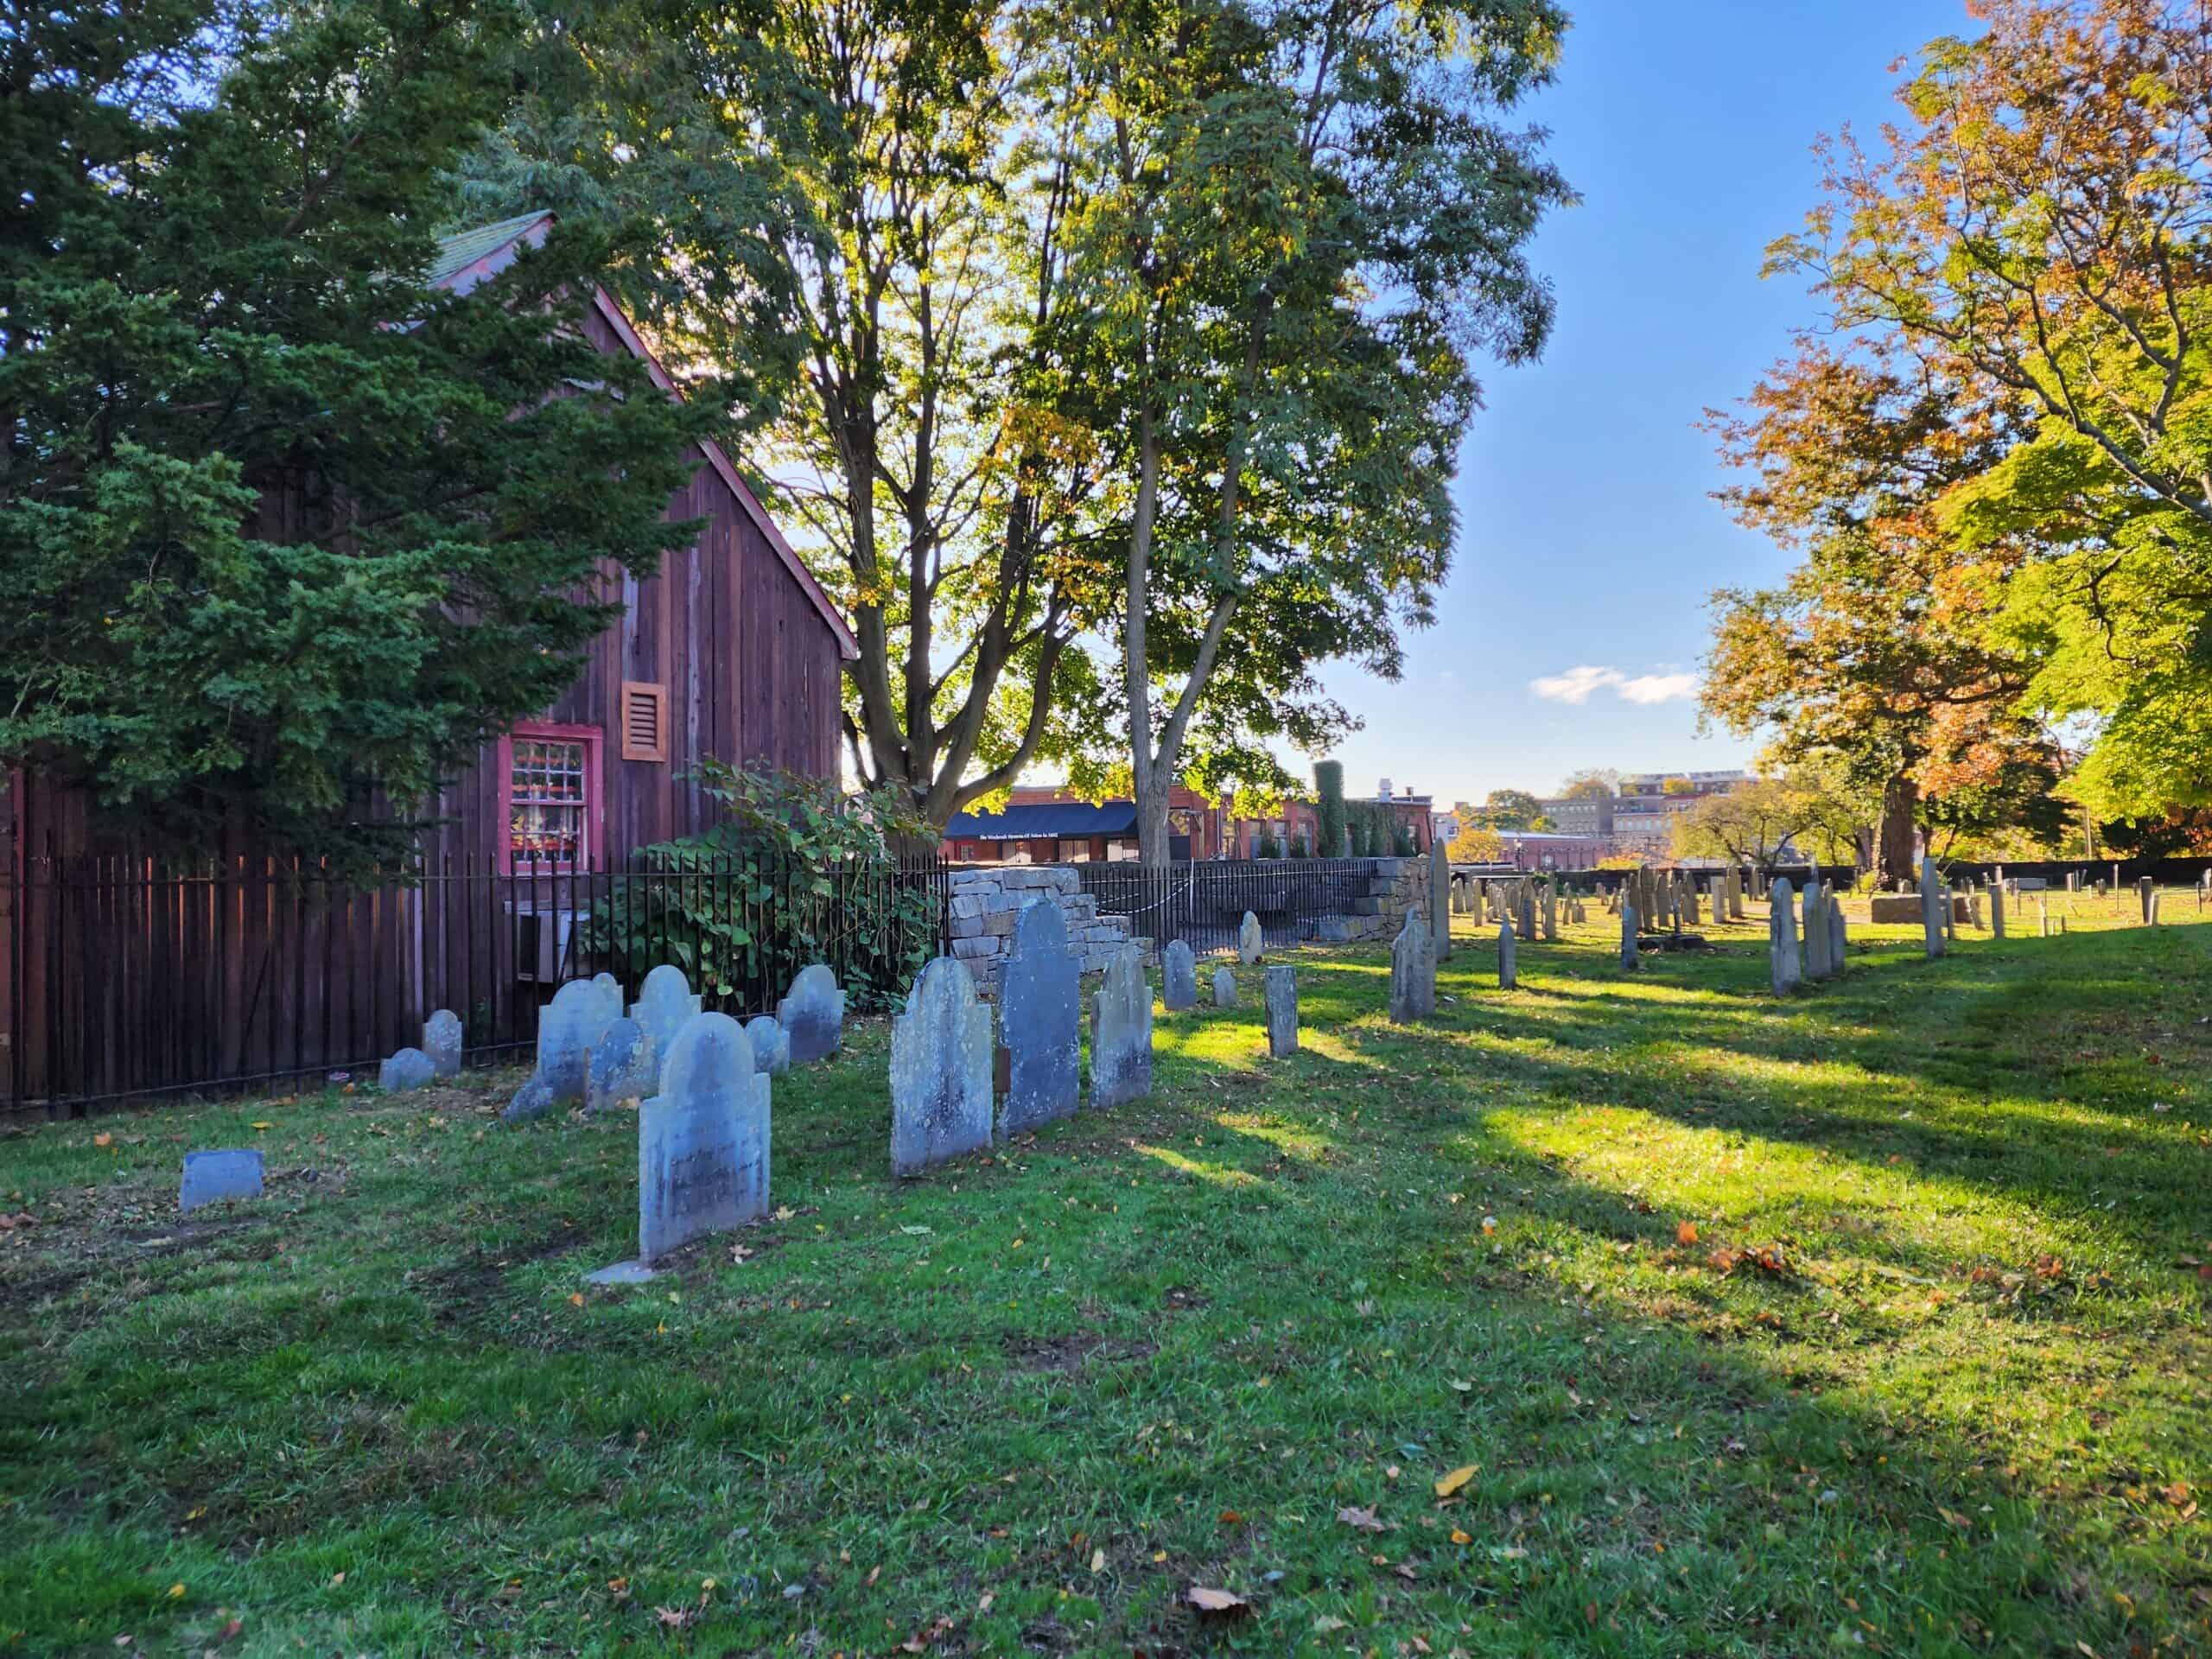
[{"left": 577, "top": 764, "right": 942, "bottom": 1012}]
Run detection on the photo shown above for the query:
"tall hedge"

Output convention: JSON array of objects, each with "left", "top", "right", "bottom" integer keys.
[{"left": 1314, "top": 760, "right": 1347, "bottom": 857}]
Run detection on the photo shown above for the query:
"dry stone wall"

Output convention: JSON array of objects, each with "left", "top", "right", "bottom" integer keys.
[{"left": 948, "top": 866, "right": 1135, "bottom": 992}]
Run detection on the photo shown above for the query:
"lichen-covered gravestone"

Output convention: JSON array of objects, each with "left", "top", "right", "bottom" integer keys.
[
  {"left": 744, "top": 1015, "right": 790, "bottom": 1075},
  {"left": 1161, "top": 939, "right": 1199, "bottom": 1011},
  {"left": 1000, "top": 900, "right": 1079, "bottom": 1135},
  {"left": 1238, "top": 911, "right": 1264, "bottom": 966},
  {"left": 1212, "top": 967, "right": 1238, "bottom": 1009},
  {"left": 180, "top": 1148, "right": 263, "bottom": 1214},
  {"left": 505, "top": 978, "right": 620, "bottom": 1121},
  {"left": 423, "top": 1009, "right": 462, "bottom": 1079},
  {"left": 1264, "top": 965, "right": 1298, "bottom": 1058},
  {"left": 587, "top": 1018, "right": 656, "bottom": 1116},
  {"left": 378, "top": 1047, "right": 435, "bottom": 1092},
  {"left": 1090, "top": 943, "right": 1154, "bottom": 1109},
  {"left": 890, "top": 958, "right": 995, "bottom": 1175},
  {"left": 1389, "top": 912, "right": 1436, "bottom": 1023},
  {"left": 1497, "top": 919, "right": 1516, "bottom": 989},
  {"left": 777, "top": 963, "right": 844, "bottom": 1064},
  {"left": 629, "top": 965, "right": 702, "bottom": 1080},
  {"left": 1770, "top": 876, "right": 1802, "bottom": 994},
  {"left": 1427, "top": 837, "right": 1452, "bottom": 960},
  {"left": 590, "top": 1012, "right": 769, "bottom": 1281}
]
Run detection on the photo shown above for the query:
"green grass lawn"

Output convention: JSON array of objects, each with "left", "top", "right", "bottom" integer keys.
[{"left": 3, "top": 891, "right": 2209, "bottom": 1656}]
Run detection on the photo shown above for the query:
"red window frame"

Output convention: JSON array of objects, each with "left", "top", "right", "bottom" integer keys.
[{"left": 497, "top": 721, "right": 604, "bottom": 874}]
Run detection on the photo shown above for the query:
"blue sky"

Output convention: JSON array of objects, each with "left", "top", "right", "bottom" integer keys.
[{"left": 1314, "top": 0, "right": 1965, "bottom": 810}]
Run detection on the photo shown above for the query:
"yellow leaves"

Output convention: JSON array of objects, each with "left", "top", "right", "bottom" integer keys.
[
  {"left": 165, "top": 1583, "right": 185, "bottom": 1600},
  {"left": 93, "top": 1133, "right": 113, "bottom": 1148},
  {"left": 1449, "top": 1529, "right": 1472, "bottom": 1545},
  {"left": 1433, "top": 1465, "right": 1477, "bottom": 1499},
  {"left": 249, "top": 1122, "right": 273, "bottom": 1132},
  {"left": 1088, "top": 1548, "right": 1105, "bottom": 1573},
  {"left": 567, "top": 1293, "right": 584, "bottom": 1307}
]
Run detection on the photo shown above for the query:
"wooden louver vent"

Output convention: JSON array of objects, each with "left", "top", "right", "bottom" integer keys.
[{"left": 620, "top": 681, "right": 668, "bottom": 763}]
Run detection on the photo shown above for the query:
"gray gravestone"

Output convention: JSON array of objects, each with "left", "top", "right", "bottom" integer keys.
[
  {"left": 891, "top": 957, "right": 995, "bottom": 1175},
  {"left": 506, "top": 977, "right": 619, "bottom": 1121},
  {"left": 1620, "top": 902, "right": 1639, "bottom": 970},
  {"left": 1389, "top": 912, "right": 1436, "bottom": 1023},
  {"left": 632, "top": 1012, "right": 768, "bottom": 1268},
  {"left": 1090, "top": 943, "right": 1154, "bottom": 1109},
  {"left": 1161, "top": 939, "right": 1199, "bottom": 1011},
  {"left": 1497, "top": 919, "right": 1516, "bottom": 989},
  {"left": 1541, "top": 882, "right": 1559, "bottom": 942},
  {"left": 180, "top": 1148, "right": 263, "bottom": 1214},
  {"left": 1826, "top": 891, "right": 1847, "bottom": 974},
  {"left": 587, "top": 1017, "right": 656, "bottom": 1116},
  {"left": 629, "top": 964, "right": 702, "bottom": 1078},
  {"left": 589, "top": 973, "right": 625, "bottom": 1026},
  {"left": 1919, "top": 857, "right": 1947, "bottom": 958},
  {"left": 777, "top": 963, "right": 845, "bottom": 1064},
  {"left": 1990, "top": 884, "right": 2006, "bottom": 940},
  {"left": 423, "top": 1009, "right": 462, "bottom": 1079},
  {"left": 1213, "top": 967, "right": 1238, "bottom": 1008},
  {"left": 2140, "top": 875, "right": 2156, "bottom": 924},
  {"left": 378, "top": 1047, "right": 435, "bottom": 1092},
  {"left": 1802, "top": 879, "right": 1830, "bottom": 981},
  {"left": 1427, "top": 839, "right": 1452, "bottom": 960},
  {"left": 1264, "top": 965, "right": 1298, "bottom": 1058},
  {"left": 744, "top": 1014, "right": 790, "bottom": 1075},
  {"left": 1238, "top": 911, "right": 1264, "bottom": 966},
  {"left": 1001, "top": 900, "right": 1080, "bottom": 1135},
  {"left": 1770, "top": 876, "right": 1802, "bottom": 994}
]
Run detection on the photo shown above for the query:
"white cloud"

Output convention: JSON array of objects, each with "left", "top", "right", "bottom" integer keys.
[
  {"left": 1529, "top": 664, "right": 1700, "bottom": 707},
  {"left": 1529, "top": 664, "right": 1624, "bottom": 705},
  {"left": 1617, "top": 671, "right": 1700, "bottom": 705}
]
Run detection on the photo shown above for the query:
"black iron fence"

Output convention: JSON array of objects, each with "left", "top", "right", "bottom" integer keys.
[
  {"left": 4, "top": 844, "right": 949, "bottom": 1116},
  {"left": 1075, "top": 857, "right": 1386, "bottom": 957}
]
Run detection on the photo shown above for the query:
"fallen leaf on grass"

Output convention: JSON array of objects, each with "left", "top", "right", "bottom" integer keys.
[
  {"left": 1313, "top": 1614, "right": 1349, "bottom": 1633},
  {"left": 1090, "top": 1548, "right": 1106, "bottom": 1573},
  {"left": 1185, "top": 1586, "right": 1249, "bottom": 1618},
  {"left": 94, "top": 1133, "right": 113, "bottom": 1148},
  {"left": 899, "top": 1615, "right": 956, "bottom": 1651},
  {"left": 1338, "top": 1505, "right": 1389, "bottom": 1533},
  {"left": 1449, "top": 1529, "right": 1472, "bottom": 1545},
  {"left": 1433, "top": 1465, "right": 1477, "bottom": 1499},
  {"left": 1676, "top": 1220, "right": 1698, "bottom": 1245},
  {"left": 653, "top": 1606, "right": 694, "bottom": 1630}
]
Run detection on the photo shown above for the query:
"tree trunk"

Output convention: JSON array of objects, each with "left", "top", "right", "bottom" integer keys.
[{"left": 1877, "top": 774, "right": 1918, "bottom": 887}]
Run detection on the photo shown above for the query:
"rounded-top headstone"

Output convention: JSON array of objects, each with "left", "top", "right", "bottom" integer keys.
[
  {"left": 890, "top": 957, "right": 995, "bottom": 1175},
  {"left": 1001, "top": 901, "right": 1079, "bottom": 1134},
  {"left": 378, "top": 1047, "right": 436, "bottom": 1093},
  {"left": 1161, "top": 938, "right": 1199, "bottom": 1011},
  {"left": 423, "top": 1009, "right": 463, "bottom": 1078},
  {"left": 777, "top": 963, "right": 845, "bottom": 1064}
]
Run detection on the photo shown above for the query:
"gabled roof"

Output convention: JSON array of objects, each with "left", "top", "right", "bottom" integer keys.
[{"left": 428, "top": 213, "right": 859, "bottom": 660}]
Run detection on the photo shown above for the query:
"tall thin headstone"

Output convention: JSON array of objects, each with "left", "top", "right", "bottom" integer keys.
[
  {"left": 1000, "top": 900, "right": 1079, "bottom": 1135},
  {"left": 1919, "top": 857, "right": 1947, "bottom": 959},
  {"left": 1090, "top": 943, "right": 1154, "bottom": 1109},
  {"left": 1989, "top": 884, "right": 2006, "bottom": 941},
  {"left": 1620, "top": 902, "right": 1639, "bottom": 970},
  {"left": 2139, "top": 875, "right": 2156, "bottom": 925},
  {"left": 1802, "top": 878, "right": 1830, "bottom": 980},
  {"left": 1825, "top": 891, "right": 1847, "bottom": 973},
  {"left": 1770, "top": 876, "right": 1802, "bottom": 995},
  {"left": 1497, "top": 920, "right": 1517, "bottom": 989},
  {"left": 1427, "top": 838, "right": 1452, "bottom": 960},
  {"left": 1541, "top": 881, "right": 1559, "bottom": 943},
  {"left": 891, "top": 958, "right": 995, "bottom": 1175},
  {"left": 1389, "top": 912, "right": 1437, "bottom": 1022},
  {"left": 1264, "top": 965, "right": 1298, "bottom": 1058}
]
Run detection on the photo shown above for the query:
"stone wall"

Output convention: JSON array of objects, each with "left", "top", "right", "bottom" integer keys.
[
  {"left": 1314, "top": 856, "right": 1427, "bottom": 944},
  {"left": 947, "top": 866, "right": 1135, "bottom": 992}
]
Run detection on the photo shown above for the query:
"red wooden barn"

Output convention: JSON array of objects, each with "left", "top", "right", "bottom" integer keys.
[{"left": 3, "top": 211, "right": 855, "bottom": 1108}]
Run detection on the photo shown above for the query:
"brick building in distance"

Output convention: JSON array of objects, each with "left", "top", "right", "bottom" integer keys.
[{"left": 942, "top": 776, "right": 1435, "bottom": 863}]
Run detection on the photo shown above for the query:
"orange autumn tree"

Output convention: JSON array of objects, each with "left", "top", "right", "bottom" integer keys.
[
  {"left": 1758, "top": 0, "right": 2212, "bottom": 828},
  {"left": 1702, "top": 344, "right": 2063, "bottom": 884}
]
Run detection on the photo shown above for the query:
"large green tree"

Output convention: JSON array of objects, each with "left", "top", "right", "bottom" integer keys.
[
  {"left": 1053, "top": 0, "right": 1571, "bottom": 862},
  {"left": 1, "top": 0, "right": 713, "bottom": 864}
]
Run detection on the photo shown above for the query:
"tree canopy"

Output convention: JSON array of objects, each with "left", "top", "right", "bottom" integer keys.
[{"left": 3, "top": 0, "right": 714, "bottom": 864}]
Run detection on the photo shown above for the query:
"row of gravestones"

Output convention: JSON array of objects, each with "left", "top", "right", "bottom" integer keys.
[
  {"left": 588, "top": 902, "right": 1306, "bottom": 1278},
  {"left": 1450, "top": 874, "right": 1582, "bottom": 943}
]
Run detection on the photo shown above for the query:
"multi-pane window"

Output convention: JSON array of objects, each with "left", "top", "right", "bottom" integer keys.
[{"left": 508, "top": 736, "right": 591, "bottom": 867}]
